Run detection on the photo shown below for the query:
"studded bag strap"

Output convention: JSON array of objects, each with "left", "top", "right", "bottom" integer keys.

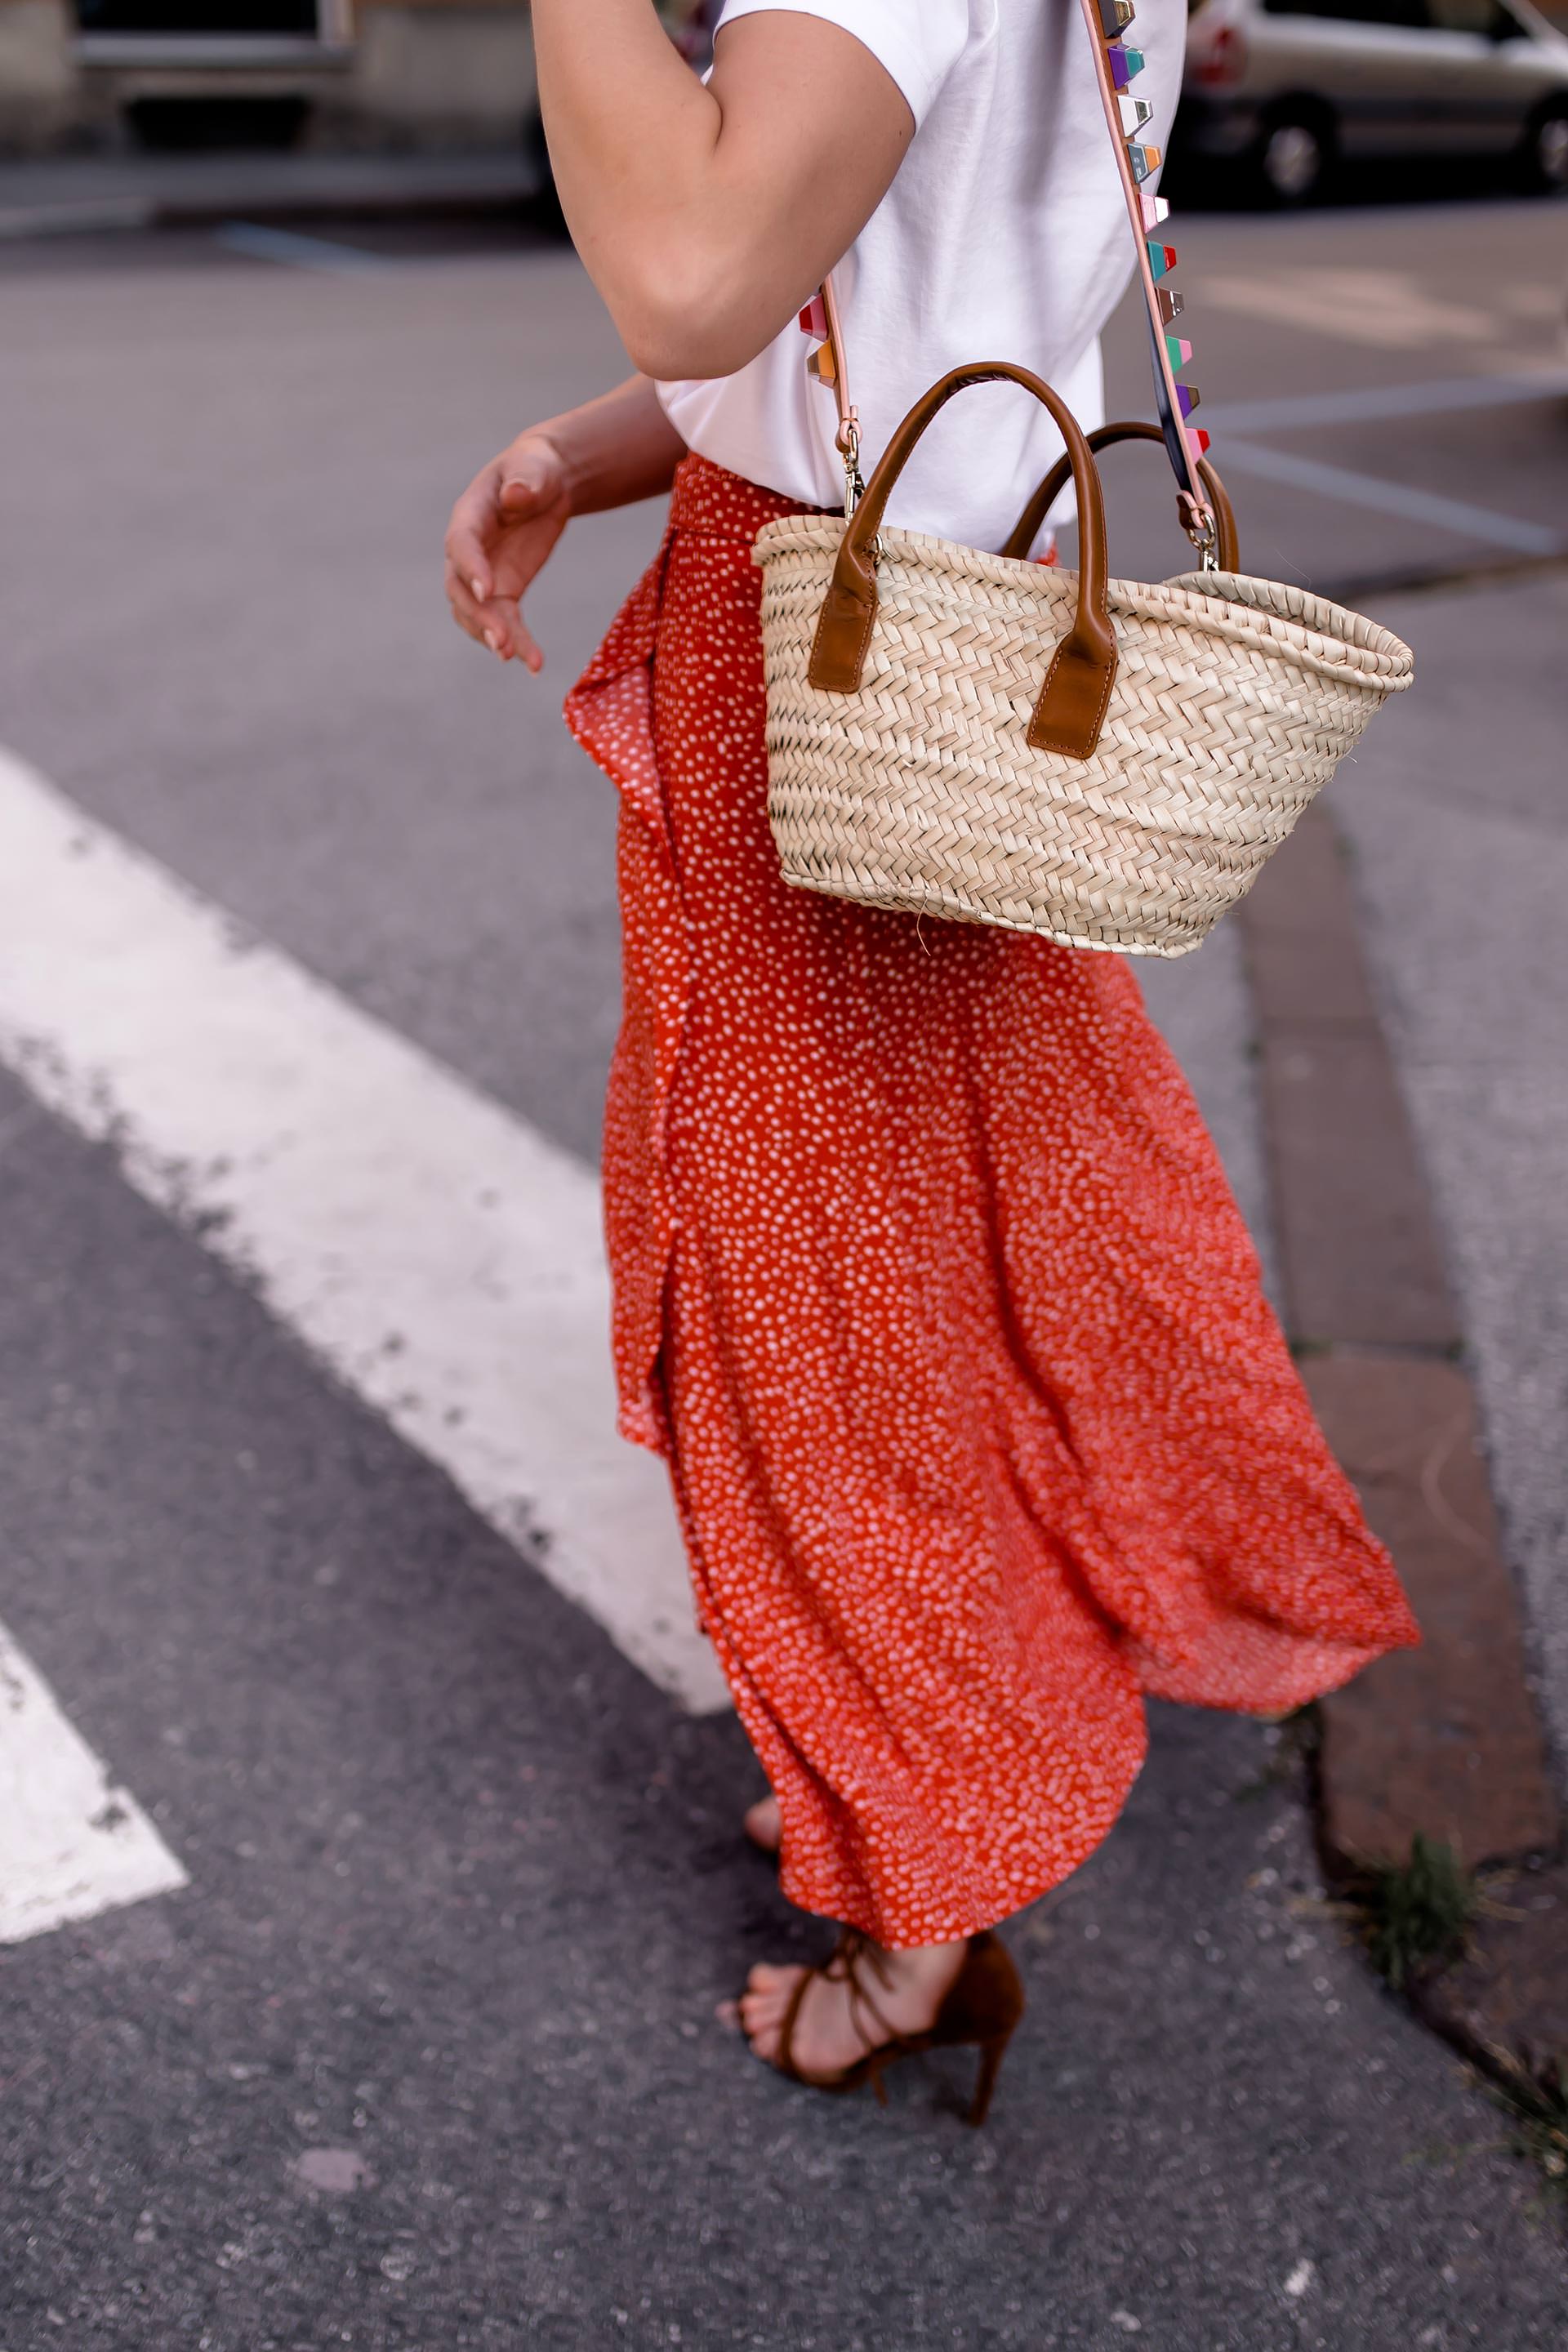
[
  {"left": 1079, "top": 0, "right": 1217, "bottom": 558},
  {"left": 796, "top": 0, "right": 1219, "bottom": 560}
]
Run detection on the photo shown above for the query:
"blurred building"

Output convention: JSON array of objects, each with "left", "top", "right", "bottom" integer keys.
[{"left": 0, "top": 0, "right": 539, "bottom": 153}]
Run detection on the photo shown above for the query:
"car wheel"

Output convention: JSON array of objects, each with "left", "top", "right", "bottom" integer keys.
[
  {"left": 1252, "top": 108, "right": 1334, "bottom": 207},
  {"left": 1516, "top": 100, "right": 1568, "bottom": 195}
]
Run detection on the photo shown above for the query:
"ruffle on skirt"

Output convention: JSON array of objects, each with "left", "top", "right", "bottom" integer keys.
[{"left": 565, "top": 454, "right": 1419, "bottom": 1946}]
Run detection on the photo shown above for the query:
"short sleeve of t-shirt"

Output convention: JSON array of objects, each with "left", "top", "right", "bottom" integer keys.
[{"left": 711, "top": 0, "right": 970, "bottom": 127}]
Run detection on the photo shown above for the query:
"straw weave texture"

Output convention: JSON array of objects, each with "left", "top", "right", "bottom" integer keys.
[{"left": 754, "top": 519, "right": 1414, "bottom": 957}]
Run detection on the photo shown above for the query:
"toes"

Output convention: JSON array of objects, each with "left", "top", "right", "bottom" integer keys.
[
  {"left": 739, "top": 1963, "right": 806, "bottom": 2061},
  {"left": 741, "top": 1997, "right": 786, "bottom": 2063},
  {"left": 741, "top": 1965, "right": 804, "bottom": 2028},
  {"left": 745, "top": 1961, "right": 797, "bottom": 1994}
]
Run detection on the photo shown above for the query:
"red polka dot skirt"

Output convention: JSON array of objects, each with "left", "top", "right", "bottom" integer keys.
[{"left": 565, "top": 454, "right": 1419, "bottom": 1949}]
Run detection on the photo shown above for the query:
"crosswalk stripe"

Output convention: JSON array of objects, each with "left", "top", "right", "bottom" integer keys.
[
  {"left": 1201, "top": 368, "right": 1568, "bottom": 436},
  {"left": 214, "top": 220, "right": 399, "bottom": 276},
  {"left": 1217, "top": 439, "right": 1563, "bottom": 559},
  {"left": 0, "top": 1619, "right": 187, "bottom": 1945},
  {"left": 0, "top": 747, "right": 728, "bottom": 1715}
]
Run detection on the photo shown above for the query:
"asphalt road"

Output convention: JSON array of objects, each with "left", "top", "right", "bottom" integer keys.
[{"left": 0, "top": 189, "right": 1566, "bottom": 2347}]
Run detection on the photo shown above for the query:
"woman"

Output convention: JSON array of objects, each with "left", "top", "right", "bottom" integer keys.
[{"left": 443, "top": 0, "right": 1419, "bottom": 2123}]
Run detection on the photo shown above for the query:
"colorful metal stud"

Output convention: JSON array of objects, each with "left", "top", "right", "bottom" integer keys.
[
  {"left": 799, "top": 296, "right": 838, "bottom": 384},
  {"left": 1095, "top": 11, "right": 1217, "bottom": 527}
]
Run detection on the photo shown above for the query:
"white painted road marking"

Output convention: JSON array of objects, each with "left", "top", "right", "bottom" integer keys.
[
  {"left": 0, "top": 747, "right": 727, "bottom": 1714},
  {"left": 1203, "top": 369, "right": 1568, "bottom": 436},
  {"left": 0, "top": 1620, "right": 186, "bottom": 1945},
  {"left": 215, "top": 220, "right": 397, "bottom": 276},
  {"left": 1217, "top": 439, "right": 1564, "bottom": 559},
  {"left": 1200, "top": 265, "right": 1528, "bottom": 354}
]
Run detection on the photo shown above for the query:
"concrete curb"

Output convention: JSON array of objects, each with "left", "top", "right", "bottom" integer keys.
[{"left": 1236, "top": 803, "right": 1566, "bottom": 2087}]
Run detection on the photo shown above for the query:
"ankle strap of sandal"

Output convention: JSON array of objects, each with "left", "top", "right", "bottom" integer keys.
[{"left": 828, "top": 1930, "right": 905, "bottom": 2056}]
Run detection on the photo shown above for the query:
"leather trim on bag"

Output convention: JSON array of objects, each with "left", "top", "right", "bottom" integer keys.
[
  {"left": 1002, "top": 420, "right": 1240, "bottom": 572},
  {"left": 807, "top": 361, "right": 1118, "bottom": 760}
]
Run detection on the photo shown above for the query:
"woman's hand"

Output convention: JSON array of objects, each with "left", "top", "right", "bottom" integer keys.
[
  {"left": 444, "top": 433, "right": 572, "bottom": 674},
  {"left": 443, "top": 379, "right": 686, "bottom": 672},
  {"left": 444, "top": 434, "right": 570, "bottom": 673}
]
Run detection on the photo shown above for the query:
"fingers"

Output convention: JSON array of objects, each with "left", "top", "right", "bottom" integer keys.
[
  {"left": 497, "top": 461, "right": 557, "bottom": 518},
  {"left": 444, "top": 563, "right": 541, "bottom": 672},
  {"left": 511, "top": 617, "right": 546, "bottom": 675},
  {"left": 444, "top": 441, "right": 565, "bottom": 669},
  {"left": 447, "top": 451, "right": 560, "bottom": 595},
  {"left": 443, "top": 466, "right": 519, "bottom": 605},
  {"left": 444, "top": 560, "right": 495, "bottom": 646},
  {"left": 445, "top": 479, "right": 501, "bottom": 609}
]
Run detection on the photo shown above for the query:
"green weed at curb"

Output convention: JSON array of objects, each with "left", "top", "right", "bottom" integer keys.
[
  {"left": 1336, "top": 1841, "right": 1568, "bottom": 2220},
  {"left": 1398, "top": 2068, "right": 1568, "bottom": 2218},
  {"left": 1486, "top": 2052, "right": 1568, "bottom": 2213},
  {"left": 1356, "top": 1833, "right": 1480, "bottom": 1992}
]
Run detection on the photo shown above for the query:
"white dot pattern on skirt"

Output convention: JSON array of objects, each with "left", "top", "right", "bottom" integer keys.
[{"left": 564, "top": 454, "right": 1419, "bottom": 1950}]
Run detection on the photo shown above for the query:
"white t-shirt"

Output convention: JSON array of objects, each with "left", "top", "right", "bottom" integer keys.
[{"left": 656, "top": 0, "right": 1183, "bottom": 556}]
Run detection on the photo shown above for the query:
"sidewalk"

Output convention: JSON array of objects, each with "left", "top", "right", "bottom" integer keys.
[
  {"left": 1140, "top": 563, "right": 1568, "bottom": 2110},
  {"left": 0, "top": 144, "right": 538, "bottom": 241},
  {"left": 1338, "top": 568, "right": 1568, "bottom": 1790}
]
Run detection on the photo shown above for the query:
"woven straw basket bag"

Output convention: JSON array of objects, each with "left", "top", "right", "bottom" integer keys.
[{"left": 753, "top": 5, "right": 1414, "bottom": 958}]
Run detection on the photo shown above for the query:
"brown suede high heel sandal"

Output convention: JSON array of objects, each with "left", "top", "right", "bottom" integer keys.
[{"left": 768, "top": 1929, "right": 1025, "bottom": 2128}]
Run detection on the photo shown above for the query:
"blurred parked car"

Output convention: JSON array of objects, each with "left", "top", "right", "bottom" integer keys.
[
  {"left": 69, "top": 0, "right": 353, "bottom": 149},
  {"left": 1180, "top": 0, "right": 1568, "bottom": 201}
]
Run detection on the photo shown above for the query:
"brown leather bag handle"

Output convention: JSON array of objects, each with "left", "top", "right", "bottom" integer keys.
[
  {"left": 808, "top": 362, "right": 1117, "bottom": 760},
  {"left": 1000, "top": 420, "right": 1240, "bottom": 572}
]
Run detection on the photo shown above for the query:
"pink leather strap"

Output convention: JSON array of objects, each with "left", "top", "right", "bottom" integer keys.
[
  {"left": 1076, "top": 0, "right": 1214, "bottom": 545},
  {"left": 804, "top": 0, "right": 1217, "bottom": 551},
  {"left": 818, "top": 273, "right": 858, "bottom": 458}
]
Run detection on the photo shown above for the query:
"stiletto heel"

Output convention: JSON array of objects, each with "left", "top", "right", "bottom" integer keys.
[
  {"left": 759, "top": 1927, "right": 1025, "bottom": 2127},
  {"left": 968, "top": 2027, "right": 1014, "bottom": 2128}
]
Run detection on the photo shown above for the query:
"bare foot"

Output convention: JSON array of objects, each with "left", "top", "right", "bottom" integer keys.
[
  {"left": 739, "top": 1936, "right": 968, "bottom": 2081},
  {"left": 744, "top": 1794, "right": 782, "bottom": 1854}
]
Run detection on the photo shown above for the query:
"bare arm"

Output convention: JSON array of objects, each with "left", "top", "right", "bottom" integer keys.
[
  {"left": 446, "top": 5, "right": 915, "bottom": 669},
  {"left": 532, "top": 1, "right": 915, "bottom": 379},
  {"left": 444, "top": 373, "right": 684, "bottom": 671},
  {"left": 520, "top": 371, "right": 688, "bottom": 519}
]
